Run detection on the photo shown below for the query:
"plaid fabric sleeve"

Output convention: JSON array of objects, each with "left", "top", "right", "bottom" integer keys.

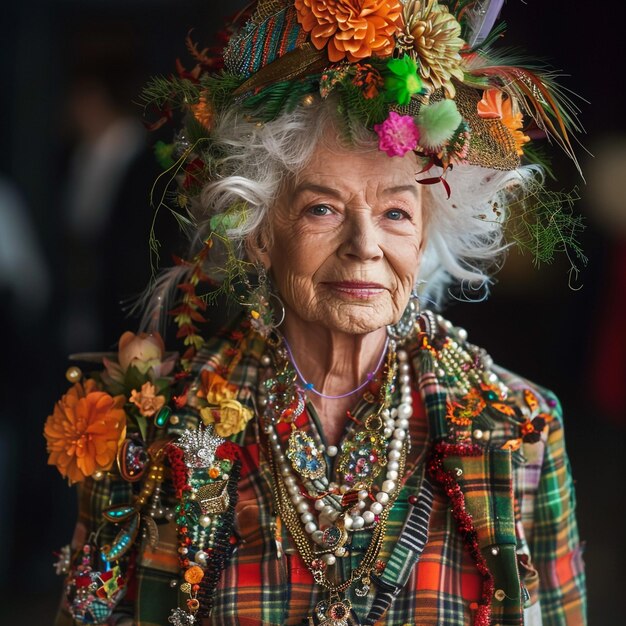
[
  {"left": 53, "top": 475, "right": 135, "bottom": 625},
  {"left": 532, "top": 394, "right": 586, "bottom": 625}
]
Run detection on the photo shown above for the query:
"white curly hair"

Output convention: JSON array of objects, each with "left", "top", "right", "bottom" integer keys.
[{"left": 143, "top": 97, "right": 538, "bottom": 329}]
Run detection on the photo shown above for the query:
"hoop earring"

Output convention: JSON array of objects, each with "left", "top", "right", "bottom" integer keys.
[
  {"left": 268, "top": 290, "right": 286, "bottom": 327},
  {"left": 387, "top": 289, "right": 420, "bottom": 340},
  {"left": 245, "top": 264, "right": 285, "bottom": 336}
]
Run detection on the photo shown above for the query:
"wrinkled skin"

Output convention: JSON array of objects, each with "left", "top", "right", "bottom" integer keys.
[
  {"left": 254, "top": 140, "right": 426, "bottom": 335},
  {"left": 250, "top": 137, "right": 427, "bottom": 445}
]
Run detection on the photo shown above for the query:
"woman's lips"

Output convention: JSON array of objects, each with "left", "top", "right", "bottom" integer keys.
[{"left": 323, "top": 281, "right": 386, "bottom": 299}]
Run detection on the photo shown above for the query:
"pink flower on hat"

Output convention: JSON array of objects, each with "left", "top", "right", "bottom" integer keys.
[{"left": 374, "top": 111, "right": 419, "bottom": 157}]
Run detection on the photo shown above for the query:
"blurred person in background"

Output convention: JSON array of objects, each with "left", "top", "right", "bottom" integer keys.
[
  {"left": 58, "top": 22, "right": 164, "bottom": 353},
  {"left": 586, "top": 136, "right": 626, "bottom": 426},
  {"left": 0, "top": 176, "right": 51, "bottom": 326},
  {"left": 0, "top": 175, "right": 51, "bottom": 589}
]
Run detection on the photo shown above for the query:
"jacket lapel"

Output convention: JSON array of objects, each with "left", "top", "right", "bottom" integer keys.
[{"left": 415, "top": 346, "right": 523, "bottom": 622}]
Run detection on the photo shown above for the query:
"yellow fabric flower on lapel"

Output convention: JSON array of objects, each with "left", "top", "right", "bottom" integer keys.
[{"left": 200, "top": 399, "right": 253, "bottom": 438}]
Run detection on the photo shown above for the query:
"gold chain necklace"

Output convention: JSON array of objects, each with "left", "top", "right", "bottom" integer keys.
[{"left": 259, "top": 337, "right": 411, "bottom": 623}]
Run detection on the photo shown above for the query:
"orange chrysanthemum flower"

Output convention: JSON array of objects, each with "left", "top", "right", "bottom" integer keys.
[
  {"left": 295, "top": 0, "right": 402, "bottom": 63},
  {"left": 44, "top": 379, "right": 126, "bottom": 484}
]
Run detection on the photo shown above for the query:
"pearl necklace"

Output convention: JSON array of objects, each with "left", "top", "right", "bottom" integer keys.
[{"left": 259, "top": 341, "right": 412, "bottom": 567}]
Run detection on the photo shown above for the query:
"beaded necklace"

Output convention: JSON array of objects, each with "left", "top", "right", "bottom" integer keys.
[
  {"left": 282, "top": 334, "right": 390, "bottom": 399},
  {"left": 259, "top": 333, "right": 413, "bottom": 625}
]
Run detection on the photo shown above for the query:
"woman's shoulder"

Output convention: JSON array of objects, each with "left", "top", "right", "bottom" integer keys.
[
  {"left": 414, "top": 309, "right": 560, "bottom": 396},
  {"left": 406, "top": 310, "right": 564, "bottom": 445}
]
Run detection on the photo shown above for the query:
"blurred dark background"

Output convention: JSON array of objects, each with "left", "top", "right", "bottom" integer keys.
[{"left": 0, "top": 0, "right": 622, "bottom": 623}]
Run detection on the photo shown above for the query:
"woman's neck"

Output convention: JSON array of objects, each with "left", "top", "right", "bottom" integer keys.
[
  {"left": 280, "top": 313, "right": 388, "bottom": 447},
  {"left": 281, "top": 315, "right": 388, "bottom": 396}
]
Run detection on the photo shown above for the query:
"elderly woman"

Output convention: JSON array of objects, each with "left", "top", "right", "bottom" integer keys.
[{"left": 45, "top": 2, "right": 586, "bottom": 625}]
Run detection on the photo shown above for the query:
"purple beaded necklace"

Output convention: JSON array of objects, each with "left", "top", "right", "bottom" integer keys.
[{"left": 281, "top": 334, "right": 390, "bottom": 399}]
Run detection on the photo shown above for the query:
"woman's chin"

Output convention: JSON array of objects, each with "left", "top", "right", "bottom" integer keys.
[{"left": 307, "top": 305, "right": 393, "bottom": 336}]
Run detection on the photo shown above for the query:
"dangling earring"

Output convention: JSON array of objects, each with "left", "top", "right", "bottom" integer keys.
[
  {"left": 244, "top": 264, "right": 285, "bottom": 337},
  {"left": 387, "top": 288, "right": 420, "bottom": 340}
]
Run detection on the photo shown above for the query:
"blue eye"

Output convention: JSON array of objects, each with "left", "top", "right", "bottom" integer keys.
[
  {"left": 386, "top": 209, "right": 408, "bottom": 221},
  {"left": 309, "top": 205, "right": 332, "bottom": 216}
]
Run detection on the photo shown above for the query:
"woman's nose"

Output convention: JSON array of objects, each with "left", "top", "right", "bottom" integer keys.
[{"left": 337, "top": 211, "right": 383, "bottom": 261}]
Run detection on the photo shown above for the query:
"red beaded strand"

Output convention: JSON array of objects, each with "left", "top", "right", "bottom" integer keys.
[
  {"left": 167, "top": 445, "right": 189, "bottom": 499},
  {"left": 427, "top": 441, "right": 495, "bottom": 626}
]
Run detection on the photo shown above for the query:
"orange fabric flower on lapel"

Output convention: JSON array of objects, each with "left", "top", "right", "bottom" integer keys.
[{"left": 44, "top": 379, "right": 127, "bottom": 484}]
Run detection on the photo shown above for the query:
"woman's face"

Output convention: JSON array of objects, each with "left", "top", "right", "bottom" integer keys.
[{"left": 255, "top": 140, "right": 426, "bottom": 335}]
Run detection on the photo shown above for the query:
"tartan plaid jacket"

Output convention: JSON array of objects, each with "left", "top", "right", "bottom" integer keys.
[{"left": 54, "top": 313, "right": 586, "bottom": 626}]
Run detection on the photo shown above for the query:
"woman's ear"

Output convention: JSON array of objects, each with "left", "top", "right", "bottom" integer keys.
[{"left": 245, "top": 226, "right": 272, "bottom": 271}]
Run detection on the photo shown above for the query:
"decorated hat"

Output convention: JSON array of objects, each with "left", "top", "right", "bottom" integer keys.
[
  {"left": 141, "top": 0, "right": 585, "bottom": 359},
  {"left": 145, "top": 0, "right": 580, "bottom": 175}
]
